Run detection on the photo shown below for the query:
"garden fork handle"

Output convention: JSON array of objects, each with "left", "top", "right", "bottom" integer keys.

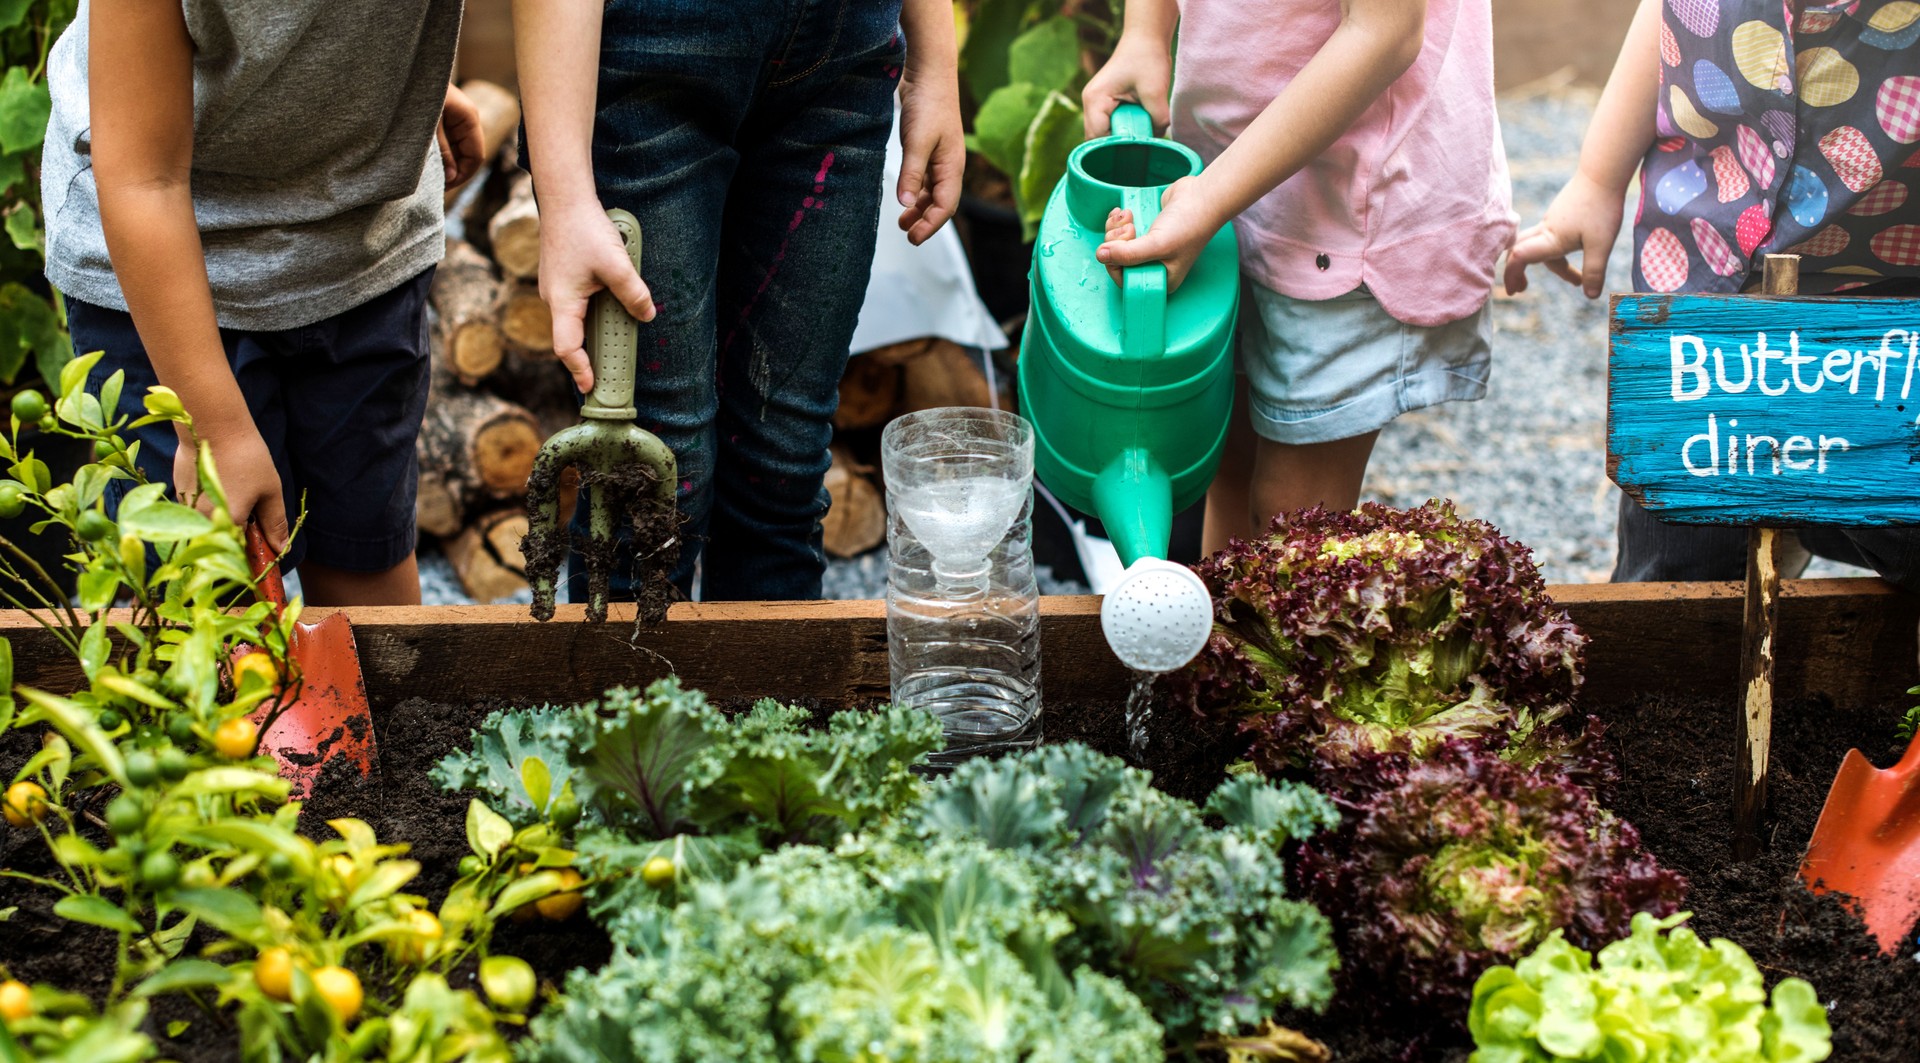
[
  {"left": 583, "top": 209, "right": 644, "bottom": 421},
  {"left": 245, "top": 521, "right": 289, "bottom": 611}
]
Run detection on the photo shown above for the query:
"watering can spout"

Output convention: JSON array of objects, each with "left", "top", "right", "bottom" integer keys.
[{"left": 1092, "top": 447, "right": 1172, "bottom": 568}]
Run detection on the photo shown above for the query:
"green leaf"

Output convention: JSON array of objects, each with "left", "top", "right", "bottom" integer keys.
[
  {"left": 3, "top": 202, "right": 37, "bottom": 256},
  {"left": 487, "top": 870, "right": 564, "bottom": 919},
  {"left": 183, "top": 820, "right": 309, "bottom": 868},
  {"left": 77, "top": 565, "right": 119, "bottom": 612},
  {"left": 0, "top": 638, "right": 12, "bottom": 729},
  {"left": 118, "top": 500, "right": 212, "bottom": 542},
  {"left": 17, "top": 686, "right": 124, "bottom": 783},
  {"left": 0, "top": 67, "right": 49, "bottom": 155},
  {"left": 1008, "top": 17, "right": 1082, "bottom": 94},
  {"left": 54, "top": 893, "right": 142, "bottom": 934},
  {"left": 962, "top": 0, "right": 1028, "bottom": 103},
  {"left": 167, "top": 887, "right": 265, "bottom": 940},
  {"left": 59, "top": 348, "right": 102, "bottom": 401},
  {"left": 0, "top": 151, "right": 24, "bottom": 196},
  {"left": 346, "top": 860, "right": 420, "bottom": 908},
  {"left": 33, "top": 329, "right": 73, "bottom": 396},
  {"left": 0, "top": 0, "right": 34, "bottom": 31},
  {"left": 466, "top": 798, "right": 513, "bottom": 858},
  {"left": 1017, "top": 92, "right": 1084, "bottom": 240},
  {"left": 171, "top": 767, "right": 291, "bottom": 801},
  {"left": 136, "top": 959, "right": 232, "bottom": 996},
  {"left": 78, "top": 619, "right": 108, "bottom": 678},
  {"left": 971, "top": 82, "right": 1049, "bottom": 182},
  {"left": 522, "top": 756, "right": 552, "bottom": 814}
]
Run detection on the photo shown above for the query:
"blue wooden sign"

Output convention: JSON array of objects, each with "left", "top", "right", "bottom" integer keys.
[{"left": 1609, "top": 293, "right": 1920, "bottom": 526}]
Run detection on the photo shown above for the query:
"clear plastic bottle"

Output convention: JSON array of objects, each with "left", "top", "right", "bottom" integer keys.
[{"left": 882, "top": 409, "right": 1041, "bottom": 764}]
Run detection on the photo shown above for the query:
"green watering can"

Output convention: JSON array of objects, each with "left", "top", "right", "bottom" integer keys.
[
  {"left": 523, "top": 209, "right": 680, "bottom": 624},
  {"left": 1017, "top": 103, "right": 1238, "bottom": 673}
]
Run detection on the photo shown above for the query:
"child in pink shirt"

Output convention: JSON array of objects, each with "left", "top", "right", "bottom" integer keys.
[{"left": 1086, "top": 0, "right": 1513, "bottom": 550}]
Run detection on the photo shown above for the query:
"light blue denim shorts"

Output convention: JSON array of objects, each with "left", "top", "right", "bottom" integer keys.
[{"left": 1237, "top": 279, "right": 1492, "bottom": 445}]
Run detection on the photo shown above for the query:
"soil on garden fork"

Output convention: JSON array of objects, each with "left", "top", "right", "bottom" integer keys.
[{"left": 522, "top": 209, "right": 680, "bottom": 624}]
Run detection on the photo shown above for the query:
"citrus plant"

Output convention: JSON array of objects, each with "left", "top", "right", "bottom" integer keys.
[{"left": 0, "top": 0, "right": 75, "bottom": 394}]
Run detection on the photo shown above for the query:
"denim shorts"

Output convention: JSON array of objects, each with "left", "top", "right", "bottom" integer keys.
[
  {"left": 70, "top": 268, "right": 434, "bottom": 573},
  {"left": 1237, "top": 279, "right": 1492, "bottom": 445}
]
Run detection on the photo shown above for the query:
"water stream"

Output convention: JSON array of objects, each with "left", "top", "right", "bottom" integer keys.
[{"left": 1125, "top": 668, "right": 1155, "bottom": 758}]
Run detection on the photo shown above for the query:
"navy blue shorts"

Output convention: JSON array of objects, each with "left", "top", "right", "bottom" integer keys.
[{"left": 70, "top": 268, "right": 435, "bottom": 573}]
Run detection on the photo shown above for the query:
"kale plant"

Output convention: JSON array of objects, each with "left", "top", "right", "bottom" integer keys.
[
  {"left": 1171, "top": 501, "right": 1587, "bottom": 773},
  {"left": 1297, "top": 742, "right": 1687, "bottom": 1013},
  {"left": 901, "top": 744, "right": 1341, "bottom": 1045},
  {"left": 434, "top": 678, "right": 945, "bottom": 907},
  {"left": 524, "top": 841, "right": 1166, "bottom": 1063}
]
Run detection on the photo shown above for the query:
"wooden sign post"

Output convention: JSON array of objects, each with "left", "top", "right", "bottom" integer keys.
[{"left": 1608, "top": 254, "right": 1920, "bottom": 858}]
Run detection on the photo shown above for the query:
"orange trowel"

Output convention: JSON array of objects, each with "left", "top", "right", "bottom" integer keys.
[
  {"left": 1799, "top": 733, "right": 1920, "bottom": 952},
  {"left": 240, "top": 523, "right": 377, "bottom": 799}
]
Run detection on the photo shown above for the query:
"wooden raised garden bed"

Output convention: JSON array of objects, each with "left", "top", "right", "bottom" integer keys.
[{"left": 4, "top": 577, "right": 1917, "bottom": 1060}]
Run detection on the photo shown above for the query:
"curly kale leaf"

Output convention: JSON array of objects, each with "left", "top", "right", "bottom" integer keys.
[
  {"left": 430, "top": 705, "right": 586, "bottom": 826},
  {"left": 698, "top": 701, "right": 943, "bottom": 845},
  {"left": 906, "top": 744, "right": 1339, "bottom": 1045},
  {"left": 1169, "top": 500, "right": 1588, "bottom": 773},
  {"left": 1299, "top": 741, "right": 1687, "bottom": 1015},
  {"left": 575, "top": 680, "right": 725, "bottom": 838},
  {"left": 526, "top": 842, "right": 1164, "bottom": 1063},
  {"left": 1469, "top": 912, "right": 1832, "bottom": 1062}
]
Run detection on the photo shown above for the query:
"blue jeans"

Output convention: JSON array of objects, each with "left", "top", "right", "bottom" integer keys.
[{"left": 563, "top": 0, "right": 904, "bottom": 603}]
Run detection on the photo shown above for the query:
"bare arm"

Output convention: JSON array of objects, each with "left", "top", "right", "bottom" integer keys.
[
  {"left": 514, "top": 0, "right": 652, "bottom": 392},
  {"left": 895, "top": 0, "right": 963, "bottom": 244},
  {"left": 1093, "top": 0, "right": 1427, "bottom": 287},
  {"left": 90, "top": 0, "right": 287, "bottom": 543},
  {"left": 1504, "top": 0, "right": 1660, "bottom": 297}
]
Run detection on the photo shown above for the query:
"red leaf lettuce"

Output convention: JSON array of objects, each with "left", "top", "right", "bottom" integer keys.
[{"left": 1296, "top": 741, "right": 1687, "bottom": 1013}]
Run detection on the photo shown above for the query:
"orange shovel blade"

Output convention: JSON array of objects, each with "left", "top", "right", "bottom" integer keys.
[
  {"left": 252, "top": 611, "right": 376, "bottom": 799},
  {"left": 1799, "top": 737, "right": 1920, "bottom": 953}
]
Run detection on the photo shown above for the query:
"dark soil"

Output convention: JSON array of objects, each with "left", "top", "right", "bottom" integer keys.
[
  {"left": 0, "top": 698, "right": 611, "bottom": 1060},
  {"left": 1299, "top": 691, "right": 1920, "bottom": 1062},
  {"left": 11, "top": 683, "right": 1919, "bottom": 1061}
]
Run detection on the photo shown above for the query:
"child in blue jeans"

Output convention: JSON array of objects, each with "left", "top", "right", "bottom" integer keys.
[
  {"left": 517, "top": 0, "right": 963, "bottom": 602},
  {"left": 1507, "top": 0, "right": 1920, "bottom": 589}
]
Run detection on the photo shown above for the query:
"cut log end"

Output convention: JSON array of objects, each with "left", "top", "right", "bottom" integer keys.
[
  {"left": 822, "top": 446, "right": 885, "bottom": 558},
  {"left": 446, "top": 509, "right": 532, "bottom": 603},
  {"left": 498, "top": 284, "right": 553, "bottom": 353},
  {"left": 447, "top": 322, "right": 506, "bottom": 382},
  {"left": 489, "top": 173, "right": 541, "bottom": 280},
  {"left": 474, "top": 417, "right": 542, "bottom": 496}
]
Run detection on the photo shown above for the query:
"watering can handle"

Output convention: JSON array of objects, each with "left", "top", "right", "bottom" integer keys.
[
  {"left": 1120, "top": 184, "right": 1168, "bottom": 362},
  {"left": 1109, "top": 102, "right": 1155, "bottom": 141},
  {"left": 583, "top": 209, "right": 644, "bottom": 420}
]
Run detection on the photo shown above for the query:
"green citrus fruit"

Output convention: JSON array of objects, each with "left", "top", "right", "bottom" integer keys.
[
  {"left": 10, "top": 390, "right": 45, "bottom": 424},
  {"left": 75, "top": 510, "right": 112, "bottom": 542}
]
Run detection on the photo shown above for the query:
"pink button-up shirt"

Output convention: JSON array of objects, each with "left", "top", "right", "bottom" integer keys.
[{"left": 1170, "top": 0, "right": 1515, "bottom": 327}]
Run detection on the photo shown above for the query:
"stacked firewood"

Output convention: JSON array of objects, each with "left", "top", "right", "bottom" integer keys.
[
  {"left": 423, "top": 82, "right": 1005, "bottom": 596},
  {"left": 418, "top": 80, "right": 577, "bottom": 602}
]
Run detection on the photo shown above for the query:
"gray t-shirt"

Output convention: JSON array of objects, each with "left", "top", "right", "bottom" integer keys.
[{"left": 42, "top": 0, "right": 462, "bottom": 331}]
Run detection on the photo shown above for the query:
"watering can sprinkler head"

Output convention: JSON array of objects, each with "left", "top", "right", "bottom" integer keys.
[
  {"left": 1101, "top": 558, "right": 1214, "bottom": 673},
  {"left": 524, "top": 209, "right": 680, "bottom": 624}
]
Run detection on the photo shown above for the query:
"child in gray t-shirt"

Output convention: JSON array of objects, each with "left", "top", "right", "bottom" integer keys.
[{"left": 42, "top": 0, "right": 482, "bottom": 604}]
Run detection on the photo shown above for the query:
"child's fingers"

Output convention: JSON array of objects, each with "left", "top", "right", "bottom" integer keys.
[
  {"left": 606, "top": 267, "right": 656, "bottom": 325},
  {"left": 254, "top": 488, "right": 291, "bottom": 556},
  {"left": 1578, "top": 236, "right": 1611, "bottom": 298},
  {"left": 548, "top": 295, "right": 593, "bottom": 391}
]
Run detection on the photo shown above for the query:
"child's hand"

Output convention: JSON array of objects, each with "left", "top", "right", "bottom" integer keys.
[
  {"left": 177, "top": 423, "right": 289, "bottom": 552},
  {"left": 1081, "top": 34, "right": 1172, "bottom": 139},
  {"left": 438, "top": 84, "right": 486, "bottom": 190},
  {"left": 1094, "top": 175, "right": 1218, "bottom": 291},
  {"left": 537, "top": 199, "right": 656, "bottom": 393},
  {"left": 897, "top": 57, "right": 964, "bottom": 245},
  {"left": 1503, "top": 171, "right": 1625, "bottom": 299}
]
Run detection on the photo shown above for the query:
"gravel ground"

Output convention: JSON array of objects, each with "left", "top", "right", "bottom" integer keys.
[{"left": 417, "top": 89, "right": 1861, "bottom": 606}]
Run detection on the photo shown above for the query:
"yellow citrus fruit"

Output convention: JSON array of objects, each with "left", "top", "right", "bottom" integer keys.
[
  {"left": 233, "top": 652, "right": 279, "bottom": 693},
  {"left": 0, "top": 979, "right": 30, "bottom": 1023},
  {"left": 3, "top": 781, "right": 47, "bottom": 827},
  {"left": 212, "top": 717, "right": 259, "bottom": 759},
  {"left": 390, "top": 909, "right": 443, "bottom": 965},
  {"left": 535, "top": 868, "right": 586, "bottom": 922},
  {"left": 254, "top": 947, "right": 295, "bottom": 1002},
  {"left": 311, "top": 966, "right": 362, "bottom": 1023},
  {"left": 641, "top": 856, "right": 675, "bottom": 888}
]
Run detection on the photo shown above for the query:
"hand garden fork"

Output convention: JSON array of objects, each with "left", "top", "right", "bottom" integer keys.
[{"left": 523, "top": 209, "right": 679, "bottom": 623}]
